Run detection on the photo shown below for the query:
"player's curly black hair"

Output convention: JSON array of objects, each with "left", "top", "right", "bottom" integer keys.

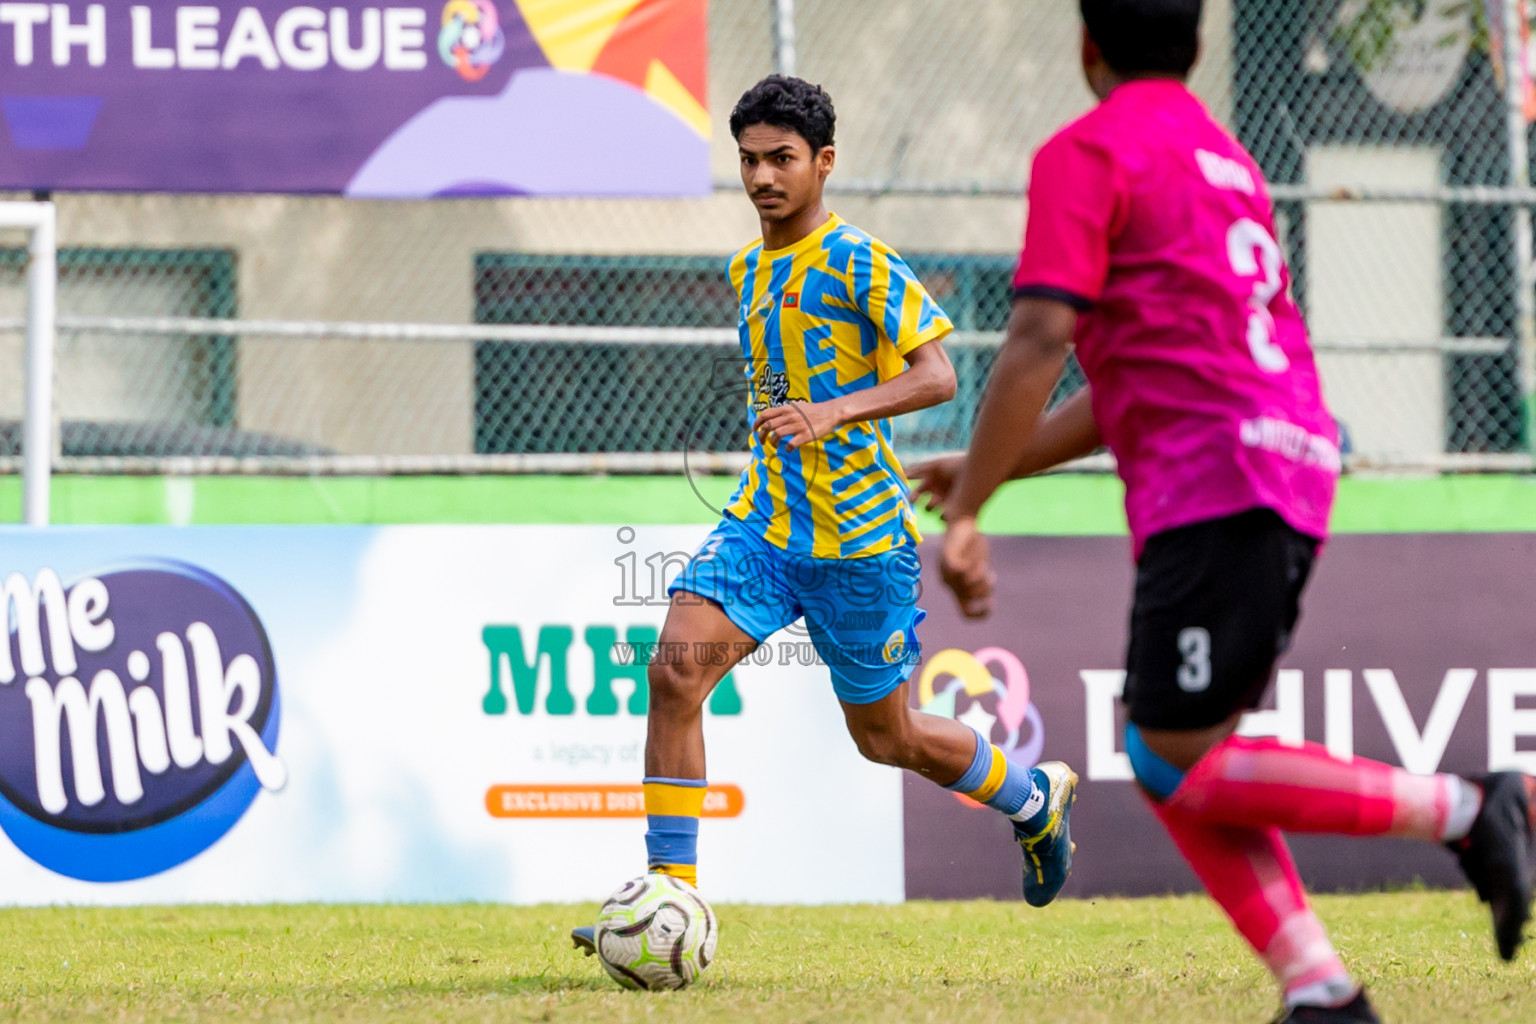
[
  {"left": 729, "top": 75, "right": 836, "bottom": 152},
  {"left": 1081, "top": 0, "right": 1202, "bottom": 77}
]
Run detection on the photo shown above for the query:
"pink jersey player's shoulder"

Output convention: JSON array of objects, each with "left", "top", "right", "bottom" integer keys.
[
  {"left": 1025, "top": 100, "right": 1126, "bottom": 193},
  {"left": 1105, "top": 81, "right": 1279, "bottom": 209},
  {"left": 1037, "top": 97, "right": 1123, "bottom": 155},
  {"left": 1031, "top": 83, "right": 1198, "bottom": 180}
]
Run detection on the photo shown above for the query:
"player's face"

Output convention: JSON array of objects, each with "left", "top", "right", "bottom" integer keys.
[{"left": 737, "top": 124, "right": 835, "bottom": 222}]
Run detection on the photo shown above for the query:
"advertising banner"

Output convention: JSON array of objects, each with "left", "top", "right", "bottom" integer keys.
[
  {"left": 0, "top": 1, "right": 710, "bottom": 196},
  {"left": 0, "top": 525, "right": 902, "bottom": 905},
  {"left": 6, "top": 524, "right": 1531, "bottom": 905},
  {"left": 904, "top": 534, "right": 1536, "bottom": 900}
]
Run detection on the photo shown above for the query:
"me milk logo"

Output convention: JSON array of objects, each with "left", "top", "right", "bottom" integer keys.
[
  {"left": 0, "top": 564, "right": 284, "bottom": 882},
  {"left": 480, "top": 624, "right": 744, "bottom": 821}
]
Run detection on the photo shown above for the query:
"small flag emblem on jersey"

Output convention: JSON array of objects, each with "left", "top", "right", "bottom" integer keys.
[{"left": 783, "top": 292, "right": 800, "bottom": 309}]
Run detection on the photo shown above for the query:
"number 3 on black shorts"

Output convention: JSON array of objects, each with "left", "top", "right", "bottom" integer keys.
[
  {"left": 1176, "top": 627, "right": 1212, "bottom": 693},
  {"left": 1122, "top": 509, "right": 1318, "bottom": 731}
]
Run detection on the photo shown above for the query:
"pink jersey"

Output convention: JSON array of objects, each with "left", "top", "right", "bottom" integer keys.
[{"left": 1013, "top": 80, "right": 1338, "bottom": 557}]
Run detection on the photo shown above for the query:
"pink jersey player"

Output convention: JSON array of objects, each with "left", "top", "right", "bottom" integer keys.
[
  {"left": 919, "top": 3, "right": 1536, "bottom": 1023},
  {"left": 1012, "top": 78, "right": 1339, "bottom": 555}
]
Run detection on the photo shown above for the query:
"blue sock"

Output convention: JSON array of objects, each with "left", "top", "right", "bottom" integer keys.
[
  {"left": 945, "top": 730, "right": 1047, "bottom": 833},
  {"left": 643, "top": 777, "right": 706, "bottom": 887}
]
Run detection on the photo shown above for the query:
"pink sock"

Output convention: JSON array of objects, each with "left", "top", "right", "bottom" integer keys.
[
  {"left": 1150, "top": 797, "right": 1354, "bottom": 1006},
  {"left": 1167, "top": 734, "right": 1463, "bottom": 841}
]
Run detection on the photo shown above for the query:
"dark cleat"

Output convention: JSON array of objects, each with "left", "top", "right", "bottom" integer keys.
[
  {"left": 571, "top": 924, "right": 597, "bottom": 956},
  {"left": 1446, "top": 772, "right": 1536, "bottom": 961},
  {"left": 1016, "top": 760, "right": 1078, "bottom": 907},
  {"left": 1271, "top": 990, "right": 1381, "bottom": 1023}
]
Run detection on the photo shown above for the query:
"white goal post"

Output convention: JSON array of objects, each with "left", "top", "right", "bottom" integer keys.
[{"left": 2, "top": 200, "right": 57, "bottom": 527}]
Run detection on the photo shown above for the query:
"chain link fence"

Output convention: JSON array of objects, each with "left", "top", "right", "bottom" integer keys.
[{"left": 0, "top": 0, "right": 1532, "bottom": 473}]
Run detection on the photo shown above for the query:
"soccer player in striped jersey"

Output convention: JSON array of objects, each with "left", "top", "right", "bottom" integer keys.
[
  {"left": 916, "top": 2, "right": 1536, "bottom": 1021},
  {"left": 574, "top": 76, "right": 1079, "bottom": 956}
]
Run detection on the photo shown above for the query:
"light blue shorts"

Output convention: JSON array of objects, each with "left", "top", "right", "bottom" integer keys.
[{"left": 668, "top": 515, "right": 926, "bottom": 705}]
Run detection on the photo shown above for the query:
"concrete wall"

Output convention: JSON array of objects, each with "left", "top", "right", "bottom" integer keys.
[{"left": 19, "top": 0, "right": 1235, "bottom": 456}]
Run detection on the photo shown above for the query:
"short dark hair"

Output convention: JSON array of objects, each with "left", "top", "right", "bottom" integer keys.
[
  {"left": 729, "top": 75, "right": 836, "bottom": 152},
  {"left": 1080, "top": 0, "right": 1202, "bottom": 77}
]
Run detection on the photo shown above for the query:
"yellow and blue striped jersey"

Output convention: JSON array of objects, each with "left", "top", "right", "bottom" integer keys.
[{"left": 724, "top": 214, "right": 954, "bottom": 559}]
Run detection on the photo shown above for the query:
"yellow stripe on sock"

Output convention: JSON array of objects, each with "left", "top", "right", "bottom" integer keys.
[
  {"left": 966, "top": 746, "right": 1009, "bottom": 804},
  {"left": 644, "top": 782, "right": 708, "bottom": 818},
  {"left": 651, "top": 864, "right": 698, "bottom": 888}
]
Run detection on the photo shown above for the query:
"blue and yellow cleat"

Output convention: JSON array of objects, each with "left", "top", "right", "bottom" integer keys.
[
  {"left": 571, "top": 925, "right": 597, "bottom": 956},
  {"left": 1016, "top": 760, "right": 1079, "bottom": 907}
]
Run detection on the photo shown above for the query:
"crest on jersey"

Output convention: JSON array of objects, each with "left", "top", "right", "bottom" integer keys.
[{"left": 752, "top": 367, "right": 797, "bottom": 412}]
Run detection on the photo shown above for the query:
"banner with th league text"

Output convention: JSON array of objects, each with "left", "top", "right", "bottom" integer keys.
[{"left": 0, "top": 1, "right": 709, "bottom": 195}]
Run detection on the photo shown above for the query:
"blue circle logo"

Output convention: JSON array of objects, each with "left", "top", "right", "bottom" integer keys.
[{"left": 0, "top": 562, "right": 283, "bottom": 882}]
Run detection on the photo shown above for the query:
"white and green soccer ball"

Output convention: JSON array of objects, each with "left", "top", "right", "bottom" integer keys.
[{"left": 594, "top": 873, "right": 718, "bottom": 990}]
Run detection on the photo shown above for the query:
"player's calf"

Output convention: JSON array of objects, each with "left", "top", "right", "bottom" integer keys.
[
  {"left": 642, "top": 656, "right": 729, "bottom": 796},
  {"left": 840, "top": 690, "right": 976, "bottom": 780},
  {"left": 842, "top": 694, "right": 1078, "bottom": 905},
  {"left": 845, "top": 713, "right": 925, "bottom": 771},
  {"left": 640, "top": 618, "right": 750, "bottom": 891},
  {"left": 1131, "top": 724, "right": 1536, "bottom": 964}
]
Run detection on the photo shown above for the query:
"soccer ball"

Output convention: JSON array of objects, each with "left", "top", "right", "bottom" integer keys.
[{"left": 593, "top": 874, "right": 718, "bottom": 990}]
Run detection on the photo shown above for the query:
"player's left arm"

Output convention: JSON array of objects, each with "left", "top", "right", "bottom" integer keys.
[{"left": 753, "top": 339, "right": 956, "bottom": 452}]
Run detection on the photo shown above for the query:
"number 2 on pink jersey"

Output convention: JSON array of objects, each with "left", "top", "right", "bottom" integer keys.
[{"left": 1226, "top": 218, "right": 1290, "bottom": 374}]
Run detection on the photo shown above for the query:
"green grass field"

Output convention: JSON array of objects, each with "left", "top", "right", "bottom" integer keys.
[{"left": 0, "top": 894, "right": 1530, "bottom": 1023}]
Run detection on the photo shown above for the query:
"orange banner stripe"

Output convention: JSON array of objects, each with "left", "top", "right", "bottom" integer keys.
[{"left": 485, "top": 784, "right": 745, "bottom": 819}]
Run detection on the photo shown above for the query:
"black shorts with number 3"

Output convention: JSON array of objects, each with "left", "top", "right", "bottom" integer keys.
[{"left": 1122, "top": 507, "right": 1320, "bottom": 731}]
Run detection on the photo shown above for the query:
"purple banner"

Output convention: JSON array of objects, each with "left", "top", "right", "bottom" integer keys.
[
  {"left": 904, "top": 533, "right": 1536, "bottom": 899},
  {"left": 0, "top": 1, "right": 710, "bottom": 196}
]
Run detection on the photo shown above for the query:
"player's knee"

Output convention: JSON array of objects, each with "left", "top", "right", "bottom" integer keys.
[
  {"left": 646, "top": 659, "right": 710, "bottom": 715},
  {"left": 1125, "top": 724, "right": 1187, "bottom": 803}
]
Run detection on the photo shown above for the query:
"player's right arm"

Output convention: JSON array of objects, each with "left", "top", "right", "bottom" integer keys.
[{"left": 754, "top": 335, "right": 956, "bottom": 452}]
